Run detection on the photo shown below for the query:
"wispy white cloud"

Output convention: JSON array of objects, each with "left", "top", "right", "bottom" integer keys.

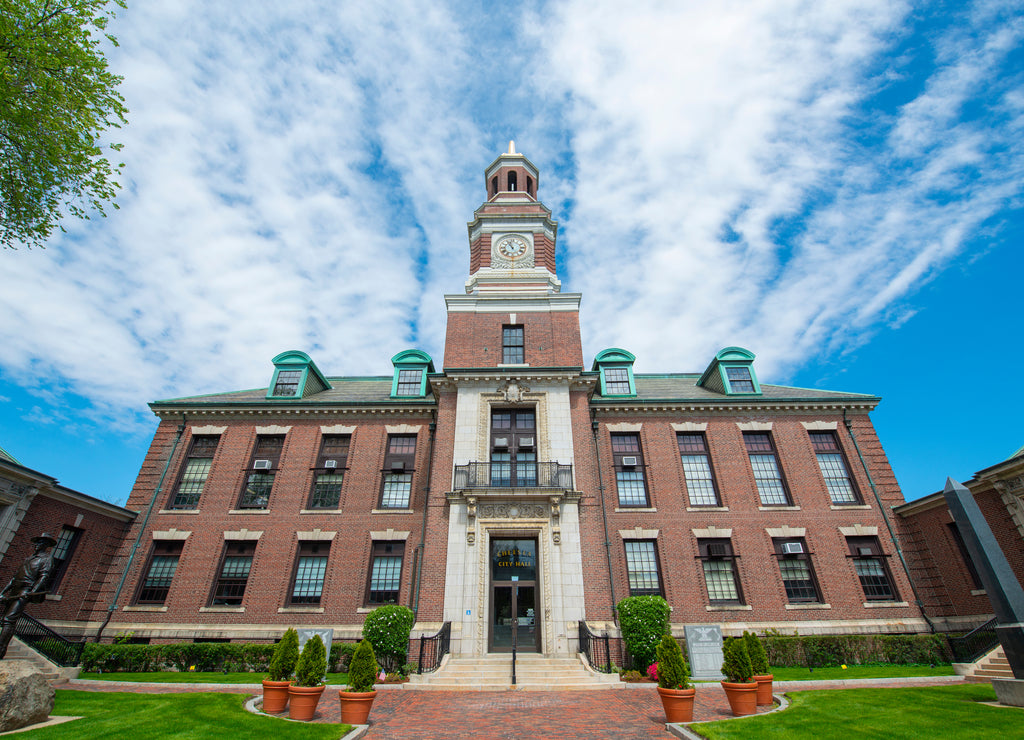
[{"left": 0, "top": 0, "right": 1021, "bottom": 440}]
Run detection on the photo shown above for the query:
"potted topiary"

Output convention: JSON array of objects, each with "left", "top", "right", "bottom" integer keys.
[
  {"left": 720, "top": 637, "right": 757, "bottom": 716},
  {"left": 655, "top": 634, "right": 695, "bottom": 723},
  {"left": 262, "top": 627, "right": 299, "bottom": 713},
  {"left": 339, "top": 639, "right": 379, "bottom": 725},
  {"left": 744, "top": 631, "right": 773, "bottom": 706},
  {"left": 288, "top": 634, "right": 328, "bottom": 721}
]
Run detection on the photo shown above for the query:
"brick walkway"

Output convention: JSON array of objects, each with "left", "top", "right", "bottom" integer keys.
[{"left": 64, "top": 676, "right": 965, "bottom": 739}]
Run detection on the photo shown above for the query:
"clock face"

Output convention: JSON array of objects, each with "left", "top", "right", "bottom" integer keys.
[{"left": 498, "top": 236, "right": 528, "bottom": 259}]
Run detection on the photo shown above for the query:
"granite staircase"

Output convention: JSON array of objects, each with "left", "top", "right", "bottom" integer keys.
[
  {"left": 3, "top": 637, "right": 69, "bottom": 683},
  {"left": 406, "top": 653, "right": 622, "bottom": 691},
  {"left": 964, "top": 646, "right": 1014, "bottom": 682}
]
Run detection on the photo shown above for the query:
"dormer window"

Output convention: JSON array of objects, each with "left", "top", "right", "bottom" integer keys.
[
  {"left": 272, "top": 370, "right": 302, "bottom": 397},
  {"left": 390, "top": 349, "right": 435, "bottom": 398},
  {"left": 267, "top": 350, "right": 330, "bottom": 399},
  {"left": 697, "top": 347, "right": 761, "bottom": 396},
  {"left": 592, "top": 348, "right": 637, "bottom": 397}
]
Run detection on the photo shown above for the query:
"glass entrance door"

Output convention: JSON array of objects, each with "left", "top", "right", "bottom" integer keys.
[{"left": 489, "top": 538, "right": 540, "bottom": 653}]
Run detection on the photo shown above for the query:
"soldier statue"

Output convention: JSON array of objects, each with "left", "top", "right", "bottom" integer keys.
[{"left": 0, "top": 533, "right": 57, "bottom": 659}]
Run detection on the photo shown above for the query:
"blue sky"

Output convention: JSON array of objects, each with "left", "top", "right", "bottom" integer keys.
[{"left": 1, "top": 0, "right": 1021, "bottom": 506}]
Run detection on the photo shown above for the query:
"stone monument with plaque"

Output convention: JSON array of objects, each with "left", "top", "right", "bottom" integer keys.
[
  {"left": 683, "top": 624, "right": 725, "bottom": 681},
  {"left": 297, "top": 628, "right": 334, "bottom": 670}
]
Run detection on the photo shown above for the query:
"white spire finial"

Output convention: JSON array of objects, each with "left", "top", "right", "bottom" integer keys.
[{"left": 508, "top": 140, "right": 516, "bottom": 154}]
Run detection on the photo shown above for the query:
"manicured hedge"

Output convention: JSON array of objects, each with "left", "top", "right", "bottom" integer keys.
[
  {"left": 81, "top": 641, "right": 349, "bottom": 673},
  {"left": 759, "top": 632, "right": 951, "bottom": 667}
]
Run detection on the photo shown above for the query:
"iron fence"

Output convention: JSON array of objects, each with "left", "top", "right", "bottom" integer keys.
[
  {"left": 947, "top": 617, "right": 999, "bottom": 663},
  {"left": 417, "top": 622, "right": 451, "bottom": 674},
  {"left": 578, "top": 620, "right": 613, "bottom": 673},
  {"left": 453, "top": 462, "right": 573, "bottom": 491},
  {"left": 15, "top": 613, "right": 84, "bottom": 667}
]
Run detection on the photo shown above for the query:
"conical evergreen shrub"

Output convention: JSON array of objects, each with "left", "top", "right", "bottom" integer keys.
[
  {"left": 267, "top": 627, "right": 299, "bottom": 681},
  {"left": 655, "top": 634, "right": 691, "bottom": 690},
  {"left": 347, "top": 639, "right": 380, "bottom": 693}
]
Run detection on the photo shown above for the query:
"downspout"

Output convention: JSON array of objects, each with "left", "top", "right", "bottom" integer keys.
[
  {"left": 412, "top": 413, "right": 437, "bottom": 617},
  {"left": 590, "top": 413, "right": 618, "bottom": 623},
  {"left": 842, "top": 409, "right": 934, "bottom": 632},
  {"left": 95, "top": 416, "right": 186, "bottom": 642}
]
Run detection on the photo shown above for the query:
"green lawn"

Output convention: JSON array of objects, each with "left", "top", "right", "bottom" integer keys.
[
  {"left": 78, "top": 671, "right": 351, "bottom": 684},
  {"left": 767, "top": 664, "right": 955, "bottom": 681},
  {"left": 691, "top": 684, "right": 1013, "bottom": 739},
  {"left": 20, "top": 691, "right": 351, "bottom": 739}
]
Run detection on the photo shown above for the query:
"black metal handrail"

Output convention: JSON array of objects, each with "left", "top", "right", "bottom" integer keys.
[
  {"left": 416, "top": 622, "right": 451, "bottom": 674},
  {"left": 578, "top": 620, "right": 613, "bottom": 673},
  {"left": 15, "top": 613, "right": 85, "bottom": 667},
  {"left": 948, "top": 617, "right": 999, "bottom": 663},
  {"left": 453, "top": 462, "right": 573, "bottom": 491}
]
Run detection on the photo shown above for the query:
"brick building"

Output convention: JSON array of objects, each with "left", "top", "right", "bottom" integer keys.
[
  {"left": 0, "top": 446, "right": 135, "bottom": 638},
  {"left": 895, "top": 445, "right": 1024, "bottom": 631},
  {"left": 100, "top": 145, "right": 928, "bottom": 651}
]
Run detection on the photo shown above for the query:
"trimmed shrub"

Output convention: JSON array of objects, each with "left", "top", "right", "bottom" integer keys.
[
  {"left": 241, "top": 643, "right": 274, "bottom": 673},
  {"left": 744, "top": 631, "right": 770, "bottom": 675},
  {"left": 267, "top": 628, "right": 300, "bottom": 681},
  {"left": 616, "top": 595, "right": 670, "bottom": 671},
  {"left": 721, "top": 637, "right": 753, "bottom": 683},
  {"left": 759, "top": 632, "right": 951, "bottom": 668},
  {"left": 347, "top": 639, "right": 379, "bottom": 693},
  {"left": 293, "top": 634, "right": 327, "bottom": 687},
  {"left": 655, "top": 634, "right": 690, "bottom": 690},
  {"left": 362, "top": 605, "right": 415, "bottom": 673}
]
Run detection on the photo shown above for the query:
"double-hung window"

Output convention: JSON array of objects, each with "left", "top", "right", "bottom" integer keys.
[
  {"left": 47, "top": 526, "right": 82, "bottom": 592},
  {"left": 272, "top": 370, "right": 303, "bottom": 397},
  {"left": 290, "top": 541, "right": 330, "bottom": 605},
  {"left": 238, "top": 435, "right": 283, "bottom": 509},
  {"left": 170, "top": 435, "right": 219, "bottom": 509},
  {"left": 678, "top": 433, "right": 720, "bottom": 506},
  {"left": 744, "top": 432, "right": 791, "bottom": 505},
  {"left": 724, "top": 366, "right": 756, "bottom": 392},
  {"left": 395, "top": 369, "right": 423, "bottom": 396},
  {"left": 209, "top": 541, "right": 256, "bottom": 606},
  {"left": 611, "top": 433, "right": 648, "bottom": 507},
  {"left": 623, "top": 540, "right": 663, "bottom": 597},
  {"left": 308, "top": 435, "right": 349, "bottom": 509},
  {"left": 698, "top": 539, "right": 743, "bottom": 604},
  {"left": 367, "top": 541, "right": 404, "bottom": 605},
  {"left": 847, "top": 536, "right": 898, "bottom": 601},
  {"left": 135, "top": 541, "right": 183, "bottom": 605},
  {"left": 809, "top": 432, "right": 860, "bottom": 504},
  {"left": 502, "top": 325, "right": 524, "bottom": 364},
  {"left": 773, "top": 538, "right": 821, "bottom": 603},
  {"left": 380, "top": 435, "right": 416, "bottom": 509}
]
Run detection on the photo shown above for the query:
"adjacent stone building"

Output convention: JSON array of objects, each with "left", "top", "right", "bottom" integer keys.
[{"left": 98, "top": 145, "right": 927, "bottom": 652}]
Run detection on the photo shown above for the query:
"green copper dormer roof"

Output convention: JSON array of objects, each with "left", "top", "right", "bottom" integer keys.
[
  {"left": 697, "top": 347, "right": 761, "bottom": 396},
  {"left": 592, "top": 348, "right": 637, "bottom": 397},
  {"left": 391, "top": 349, "right": 435, "bottom": 398},
  {"left": 267, "top": 350, "right": 332, "bottom": 399}
]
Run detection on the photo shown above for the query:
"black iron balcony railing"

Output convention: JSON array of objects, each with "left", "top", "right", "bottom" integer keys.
[
  {"left": 14, "top": 613, "right": 85, "bottom": 667},
  {"left": 578, "top": 620, "right": 613, "bottom": 673},
  {"left": 453, "top": 462, "right": 573, "bottom": 491},
  {"left": 417, "top": 622, "right": 451, "bottom": 674}
]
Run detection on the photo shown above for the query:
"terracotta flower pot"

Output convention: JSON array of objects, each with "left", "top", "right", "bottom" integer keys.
[
  {"left": 753, "top": 674, "right": 774, "bottom": 705},
  {"left": 261, "top": 679, "right": 291, "bottom": 713},
  {"left": 721, "top": 680, "right": 758, "bottom": 716},
  {"left": 339, "top": 689, "right": 378, "bottom": 725},
  {"left": 656, "top": 686, "right": 696, "bottom": 723},
  {"left": 287, "top": 684, "right": 325, "bottom": 721}
]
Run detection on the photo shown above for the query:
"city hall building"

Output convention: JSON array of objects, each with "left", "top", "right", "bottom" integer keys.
[{"left": 96, "top": 145, "right": 926, "bottom": 654}]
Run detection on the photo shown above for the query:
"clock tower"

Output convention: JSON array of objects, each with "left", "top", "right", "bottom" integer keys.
[{"left": 444, "top": 142, "right": 583, "bottom": 369}]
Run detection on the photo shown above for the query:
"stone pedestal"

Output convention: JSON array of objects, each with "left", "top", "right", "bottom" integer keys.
[
  {"left": 0, "top": 660, "right": 54, "bottom": 732},
  {"left": 992, "top": 678, "right": 1024, "bottom": 707}
]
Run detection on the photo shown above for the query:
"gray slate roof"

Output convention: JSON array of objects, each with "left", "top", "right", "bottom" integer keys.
[
  {"left": 152, "top": 377, "right": 435, "bottom": 408},
  {"left": 594, "top": 374, "right": 877, "bottom": 404}
]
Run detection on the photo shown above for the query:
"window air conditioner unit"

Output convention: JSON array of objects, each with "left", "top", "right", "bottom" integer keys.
[
  {"left": 253, "top": 459, "right": 272, "bottom": 470},
  {"left": 518, "top": 437, "right": 535, "bottom": 449},
  {"left": 782, "top": 542, "right": 804, "bottom": 555},
  {"left": 707, "top": 543, "right": 727, "bottom": 558},
  {"left": 324, "top": 460, "right": 337, "bottom": 469},
  {"left": 621, "top": 456, "right": 638, "bottom": 467},
  {"left": 493, "top": 437, "right": 509, "bottom": 449},
  {"left": 391, "top": 460, "right": 406, "bottom": 472},
  {"left": 858, "top": 547, "right": 873, "bottom": 557}
]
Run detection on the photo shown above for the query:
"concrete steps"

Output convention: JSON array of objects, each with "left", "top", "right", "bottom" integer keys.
[
  {"left": 407, "top": 653, "right": 622, "bottom": 691},
  {"left": 3, "top": 638, "right": 66, "bottom": 683},
  {"left": 964, "top": 646, "right": 1015, "bottom": 682}
]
